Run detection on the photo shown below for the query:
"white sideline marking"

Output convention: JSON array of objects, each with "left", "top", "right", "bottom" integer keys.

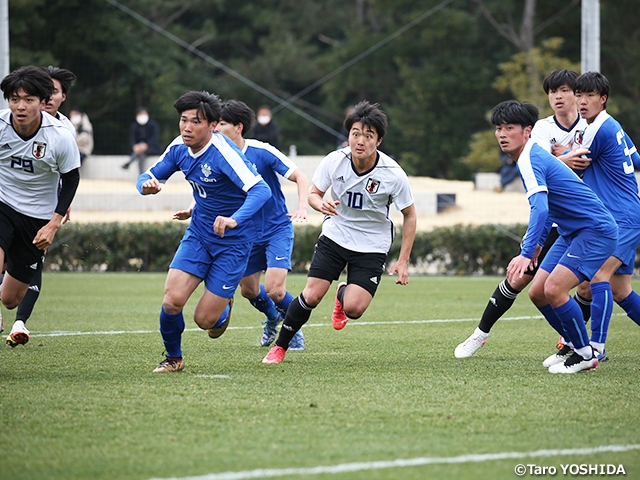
[
  {"left": 31, "top": 314, "right": 545, "bottom": 338},
  {"left": 150, "top": 444, "right": 640, "bottom": 480}
]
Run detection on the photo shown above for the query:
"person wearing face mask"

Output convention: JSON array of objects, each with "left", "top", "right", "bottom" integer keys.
[
  {"left": 68, "top": 107, "right": 94, "bottom": 163},
  {"left": 250, "top": 105, "right": 280, "bottom": 150},
  {"left": 122, "top": 106, "right": 162, "bottom": 173}
]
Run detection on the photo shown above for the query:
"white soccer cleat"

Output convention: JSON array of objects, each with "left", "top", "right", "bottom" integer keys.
[
  {"left": 542, "top": 344, "right": 573, "bottom": 368},
  {"left": 454, "top": 333, "right": 487, "bottom": 358},
  {"left": 548, "top": 350, "right": 598, "bottom": 374}
]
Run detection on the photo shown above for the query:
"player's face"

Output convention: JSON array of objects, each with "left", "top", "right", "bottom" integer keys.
[
  {"left": 348, "top": 122, "right": 382, "bottom": 164},
  {"left": 494, "top": 123, "right": 531, "bottom": 160},
  {"left": 576, "top": 90, "right": 606, "bottom": 124},
  {"left": 8, "top": 87, "right": 45, "bottom": 134},
  {"left": 44, "top": 78, "right": 66, "bottom": 116},
  {"left": 214, "top": 120, "right": 242, "bottom": 146},
  {"left": 548, "top": 84, "right": 576, "bottom": 116},
  {"left": 179, "top": 109, "right": 214, "bottom": 153}
]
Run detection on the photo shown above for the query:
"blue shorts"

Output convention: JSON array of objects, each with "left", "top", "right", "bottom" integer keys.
[
  {"left": 169, "top": 229, "right": 250, "bottom": 298},
  {"left": 540, "top": 230, "right": 617, "bottom": 283},
  {"left": 612, "top": 225, "right": 640, "bottom": 275},
  {"left": 244, "top": 222, "right": 294, "bottom": 276}
]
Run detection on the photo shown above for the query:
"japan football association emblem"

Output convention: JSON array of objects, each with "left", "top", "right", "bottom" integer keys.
[
  {"left": 366, "top": 178, "right": 380, "bottom": 193},
  {"left": 573, "top": 129, "right": 584, "bottom": 147},
  {"left": 32, "top": 141, "right": 47, "bottom": 159}
]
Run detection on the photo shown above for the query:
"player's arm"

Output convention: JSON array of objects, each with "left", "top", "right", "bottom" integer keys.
[
  {"left": 388, "top": 203, "right": 417, "bottom": 285},
  {"left": 286, "top": 169, "right": 309, "bottom": 222},
  {"left": 214, "top": 180, "right": 271, "bottom": 237},
  {"left": 507, "top": 192, "right": 548, "bottom": 283},
  {"left": 33, "top": 168, "right": 80, "bottom": 250},
  {"left": 136, "top": 146, "right": 178, "bottom": 195},
  {"left": 309, "top": 184, "right": 339, "bottom": 215},
  {"left": 173, "top": 199, "right": 196, "bottom": 220}
]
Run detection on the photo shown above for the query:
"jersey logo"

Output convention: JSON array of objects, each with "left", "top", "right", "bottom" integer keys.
[
  {"left": 336, "top": 175, "right": 345, "bottom": 183},
  {"left": 32, "top": 141, "right": 47, "bottom": 159},
  {"left": 366, "top": 178, "right": 380, "bottom": 193},
  {"left": 201, "top": 163, "right": 212, "bottom": 177},
  {"left": 0, "top": 143, "right": 10, "bottom": 150},
  {"left": 573, "top": 129, "right": 585, "bottom": 147},
  {"left": 369, "top": 276, "right": 378, "bottom": 284}
]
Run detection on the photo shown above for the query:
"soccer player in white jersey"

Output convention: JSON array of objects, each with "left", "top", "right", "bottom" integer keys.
[
  {"left": 492, "top": 100, "right": 617, "bottom": 373},
  {"left": 542, "top": 72, "right": 640, "bottom": 367},
  {"left": 2, "top": 66, "right": 78, "bottom": 345},
  {"left": 454, "top": 69, "right": 592, "bottom": 358},
  {"left": 174, "top": 100, "right": 309, "bottom": 350},
  {"left": 137, "top": 91, "right": 271, "bottom": 373},
  {"left": 0, "top": 66, "right": 81, "bottom": 346},
  {"left": 263, "top": 100, "right": 417, "bottom": 364}
]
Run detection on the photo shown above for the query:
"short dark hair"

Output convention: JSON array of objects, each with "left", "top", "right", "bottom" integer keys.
[
  {"left": 542, "top": 69, "right": 579, "bottom": 94},
  {"left": 221, "top": 100, "right": 256, "bottom": 137},
  {"left": 490, "top": 100, "right": 539, "bottom": 128},
  {"left": 344, "top": 100, "right": 388, "bottom": 139},
  {"left": 1, "top": 65, "right": 54, "bottom": 102},
  {"left": 574, "top": 71, "right": 610, "bottom": 108},
  {"left": 42, "top": 66, "right": 76, "bottom": 95},
  {"left": 173, "top": 91, "right": 221, "bottom": 123}
]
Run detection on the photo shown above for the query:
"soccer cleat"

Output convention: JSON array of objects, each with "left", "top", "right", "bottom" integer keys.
[
  {"left": 556, "top": 335, "right": 565, "bottom": 350},
  {"left": 208, "top": 299, "right": 233, "bottom": 339},
  {"left": 260, "top": 316, "right": 280, "bottom": 347},
  {"left": 454, "top": 333, "right": 487, "bottom": 358},
  {"left": 594, "top": 347, "right": 608, "bottom": 362},
  {"left": 332, "top": 282, "right": 348, "bottom": 330},
  {"left": 542, "top": 344, "right": 573, "bottom": 368},
  {"left": 288, "top": 330, "right": 305, "bottom": 351},
  {"left": 153, "top": 356, "right": 184, "bottom": 373},
  {"left": 262, "top": 345, "right": 286, "bottom": 364},
  {"left": 6, "top": 322, "right": 30, "bottom": 348},
  {"left": 548, "top": 349, "right": 598, "bottom": 374}
]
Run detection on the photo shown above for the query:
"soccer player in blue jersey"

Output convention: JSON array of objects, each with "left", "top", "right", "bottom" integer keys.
[
  {"left": 174, "top": 100, "right": 309, "bottom": 350},
  {"left": 455, "top": 69, "right": 591, "bottom": 358},
  {"left": 492, "top": 100, "right": 617, "bottom": 373},
  {"left": 546, "top": 71, "right": 640, "bottom": 364},
  {"left": 137, "top": 91, "right": 271, "bottom": 373}
]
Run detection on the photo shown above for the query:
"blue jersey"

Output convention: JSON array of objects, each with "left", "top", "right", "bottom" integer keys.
[
  {"left": 517, "top": 140, "right": 616, "bottom": 258},
  {"left": 139, "top": 133, "right": 270, "bottom": 245},
  {"left": 579, "top": 111, "right": 640, "bottom": 228},
  {"left": 243, "top": 139, "right": 297, "bottom": 239}
]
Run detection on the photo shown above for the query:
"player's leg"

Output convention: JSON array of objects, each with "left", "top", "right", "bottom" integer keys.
[
  {"left": 15, "top": 257, "right": 44, "bottom": 326},
  {"left": 263, "top": 266, "right": 305, "bottom": 350}
]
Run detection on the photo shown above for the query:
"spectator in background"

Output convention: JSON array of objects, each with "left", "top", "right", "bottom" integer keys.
[
  {"left": 250, "top": 105, "right": 280, "bottom": 150},
  {"left": 494, "top": 149, "right": 519, "bottom": 192},
  {"left": 122, "top": 106, "right": 162, "bottom": 174},
  {"left": 69, "top": 107, "right": 94, "bottom": 163}
]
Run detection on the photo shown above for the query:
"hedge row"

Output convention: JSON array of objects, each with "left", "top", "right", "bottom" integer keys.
[{"left": 47, "top": 222, "right": 530, "bottom": 275}]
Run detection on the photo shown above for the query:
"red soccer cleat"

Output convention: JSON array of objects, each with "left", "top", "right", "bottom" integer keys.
[
  {"left": 332, "top": 282, "right": 348, "bottom": 330},
  {"left": 262, "top": 345, "right": 286, "bottom": 364}
]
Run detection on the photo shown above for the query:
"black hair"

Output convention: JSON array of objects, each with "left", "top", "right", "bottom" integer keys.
[
  {"left": 344, "top": 100, "right": 388, "bottom": 139},
  {"left": 542, "top": 69, "right": 579, "bottom": 94},
  {"left": 574, "top": 71, "right": 610, "bottom": 108},
  {"left": 1, "top": 65, "right": 54, "bottom": 102},
  {"left": 42, "top": 66, "right": 76, "bottom": 95},
  {"left": 220, "top": 100, "right": 256, "bottom": 137},
  {"left": 490, "top": 100, "right": 539, "bottom": 128},
  {"left": 173, "top": 91, "right": 221, "bottom": 123}
]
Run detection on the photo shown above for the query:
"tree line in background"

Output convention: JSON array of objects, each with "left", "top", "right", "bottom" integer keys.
[{"left": 7, "top": 0, "right": 640, "bottom": 180}]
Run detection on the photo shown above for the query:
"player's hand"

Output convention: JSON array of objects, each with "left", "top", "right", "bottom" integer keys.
[
  {"left": 287, "top": 207, "right": 308, "bottom": 222},
  {"left": 173, "top": 208, "right": 192, "bottom": 221},
  {"left": 506, "top": 255, "right": 533, "bottom": 285},
  {"left": 551, "top": 141, "right": 571, "bottom": 157},
  {"left": 141, "top": 179, "right": 162, "bottom": 195},
  {"left": 559, "top": 148, "right": 591, "bottom": 170},
  {"left": 33, "top": 220, "right": 61, "bottom": 251},
  {"left": 62, "top": 207, "right": 72, "bottom": 224},
  {"left": 389, "top": 260, "right": 409, "bottom": 285},
  {"left": 320, "top": 200, "right": 340, "bottom": 216},
  {"left": 213, "top": 216, "right": 238, "bottom": 237}
]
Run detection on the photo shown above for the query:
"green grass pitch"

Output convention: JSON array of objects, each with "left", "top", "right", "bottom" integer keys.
[{"left": 1, "top": 273, "right": 639, "bottom": 480}]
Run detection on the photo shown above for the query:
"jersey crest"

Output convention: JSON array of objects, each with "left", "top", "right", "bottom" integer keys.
[
  {"left": 574, "top": 129, "right": 585, "bottom": 147},
  {"left": 32, "top": 141, "right": 46, "bottom": 159},
  {"left": 366, "top": 178, "right": 380, "bottom": 193},
  {"left": 201, "top": 163, "right": 212, "bottom": 177}
]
